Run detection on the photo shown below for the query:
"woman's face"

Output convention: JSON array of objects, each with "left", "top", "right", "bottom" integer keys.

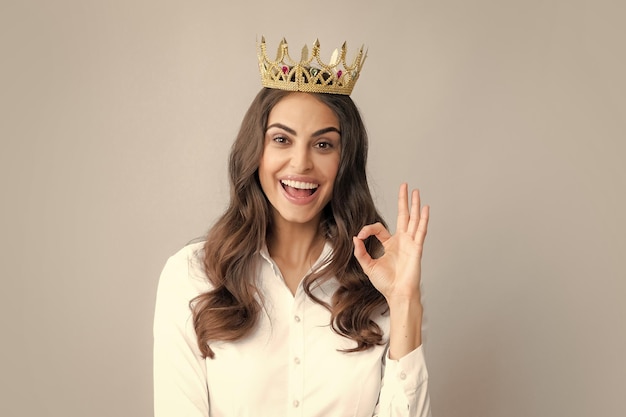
[{"left": 259, "top": 92, "right": 341, "bottom": 229}]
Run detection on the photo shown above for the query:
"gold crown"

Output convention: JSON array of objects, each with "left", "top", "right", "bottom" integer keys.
[{"left": 257, "top": 36, "right": 367, "bottom": 95}]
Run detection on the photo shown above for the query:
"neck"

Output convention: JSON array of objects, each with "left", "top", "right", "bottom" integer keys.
[{"left": 266, "top": 217, "right": 325, "bottom": 267}]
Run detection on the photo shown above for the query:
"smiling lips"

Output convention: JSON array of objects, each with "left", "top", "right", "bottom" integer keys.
[{"left": 280, "top": 179, "right": 319, "bottom": 199}]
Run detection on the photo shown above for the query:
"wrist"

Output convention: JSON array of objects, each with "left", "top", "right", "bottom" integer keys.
[
  {"left": 388, "top": 296, "right": 423, "bottom": 323},
  {"left": 387, "top": 296, "right": 423, "bottom": 359},
  {"left": 386, "top": 292, "right": 423, "bottom": 311}
]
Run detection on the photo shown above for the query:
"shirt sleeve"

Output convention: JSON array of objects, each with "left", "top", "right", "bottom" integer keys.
[
  {"left": 374, "top": 345, "right": 432, "bottom": 417},
  {"left": 153, "top": 248, "right": 209, "bottom": 417}
]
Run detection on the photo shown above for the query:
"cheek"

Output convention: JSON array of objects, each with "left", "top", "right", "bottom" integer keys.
[
  {"left": 326, "top": 155, "right": 341, "bottom": 182},
  {"left": 258, "top": 151, "right": 284, "bottom": 193},
  {"left": 258, "top": 151, "right": 273, "bottom": 178},
  {"left": 257, "top": 157, "right": 271, "bottom": 190}
]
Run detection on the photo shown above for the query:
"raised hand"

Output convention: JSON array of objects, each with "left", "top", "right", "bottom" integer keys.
[
  {"left": 352, "top": 183, "right": 430, "bottom": 303},
  {"left": 353, "top": 183, "right": 430, "bottom": 358}
]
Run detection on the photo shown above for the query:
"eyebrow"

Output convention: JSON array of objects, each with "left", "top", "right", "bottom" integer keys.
[{"left": 266, "top": 123, "right": 341, "bottom": 137}]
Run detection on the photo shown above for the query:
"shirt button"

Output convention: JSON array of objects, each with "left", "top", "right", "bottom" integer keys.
[
  {"left": 294, "top": 315, "right": 301, "bottom": 323},
  {"left": 293, "top": 400, "right": 300, "bottom": 408},
  {"left": 294, "top": 357, "right": 301, "bottom": 365},
  {"left": 399, "top": 371, "right": 407, "bottom": 380}
]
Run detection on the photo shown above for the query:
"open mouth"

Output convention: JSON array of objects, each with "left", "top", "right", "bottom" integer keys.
[{"left": 281, "top": 179, "right": 319, "bottom": 198}]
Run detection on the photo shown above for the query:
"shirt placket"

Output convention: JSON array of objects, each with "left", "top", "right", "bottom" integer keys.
[{"left": 288, "top": 290, "right": 305, "bottom": 417}]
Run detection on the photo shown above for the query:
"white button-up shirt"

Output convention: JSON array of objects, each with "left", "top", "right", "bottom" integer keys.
[{"left": 154, "top": 242, "right": 431, "bottom": 417}]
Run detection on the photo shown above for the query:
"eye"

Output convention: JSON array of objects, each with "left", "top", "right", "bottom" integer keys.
[
  {"left": 315, "top": 141, "right": 334, "bottom": 150},
  {"left": 272, "top": 135, "right": 289, "bottom": 144}
]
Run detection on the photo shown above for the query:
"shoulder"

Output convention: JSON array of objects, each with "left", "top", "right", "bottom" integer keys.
[
  {"left": 158, "top": 240, "right": 212, "bottom": 299},
  {"left": 153, "top": 241, "right": 211, "bottom": 351}
]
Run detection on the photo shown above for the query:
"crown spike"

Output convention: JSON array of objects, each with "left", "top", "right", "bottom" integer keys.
[
  {"left": 361, "top": 47, "right": 368, "bottom": 66},
  {"left": 330, "top": 48, "right": 339, "bottom": 66},
  {"left": 300, "top": 45, "right": 309, "bottom": 62},
  {"left": 274, "top": 41, "right": 282, "bottom": 61}
]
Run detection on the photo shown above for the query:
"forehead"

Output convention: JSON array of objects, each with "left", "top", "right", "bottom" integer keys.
[{"left": 267, "top": 93, "right": 339, "bottom": 130}]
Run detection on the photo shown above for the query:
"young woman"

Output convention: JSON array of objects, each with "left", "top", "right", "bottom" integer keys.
[{"left": 154, "top": 39, "right": 432, "bottom": 417}]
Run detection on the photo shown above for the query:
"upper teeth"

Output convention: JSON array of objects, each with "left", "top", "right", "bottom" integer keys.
[{"left": 281, "top": 179, "right": 318, "bottom": 190}]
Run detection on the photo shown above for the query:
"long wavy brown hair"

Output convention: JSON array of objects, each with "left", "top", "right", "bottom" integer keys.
[{"left": 192, "top": 88, "right": 387, "bottom": 359}]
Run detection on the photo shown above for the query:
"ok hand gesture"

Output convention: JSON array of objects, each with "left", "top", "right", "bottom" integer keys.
[{"left": 353, "top": 183, "right": 430, "bottom": 303}]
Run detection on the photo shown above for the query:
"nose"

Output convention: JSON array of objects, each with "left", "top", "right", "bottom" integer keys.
[{"left": 290, "top": 144, "right": 312, "bottom": 172}]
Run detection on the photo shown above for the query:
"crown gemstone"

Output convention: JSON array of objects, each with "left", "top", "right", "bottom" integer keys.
[
  {"left": 282, "top": 66, "right": 289, "bottom": 74},
  {"left": 310, "top": 68, "right": 319, "bottom": 76},
  {"left": 336, "top": 70, "right": 343, "bottom": 78}
]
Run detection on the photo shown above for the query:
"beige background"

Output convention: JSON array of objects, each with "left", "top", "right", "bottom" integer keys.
[{"left": 1, "top": 0, "right": 625, "bottom": 416}]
